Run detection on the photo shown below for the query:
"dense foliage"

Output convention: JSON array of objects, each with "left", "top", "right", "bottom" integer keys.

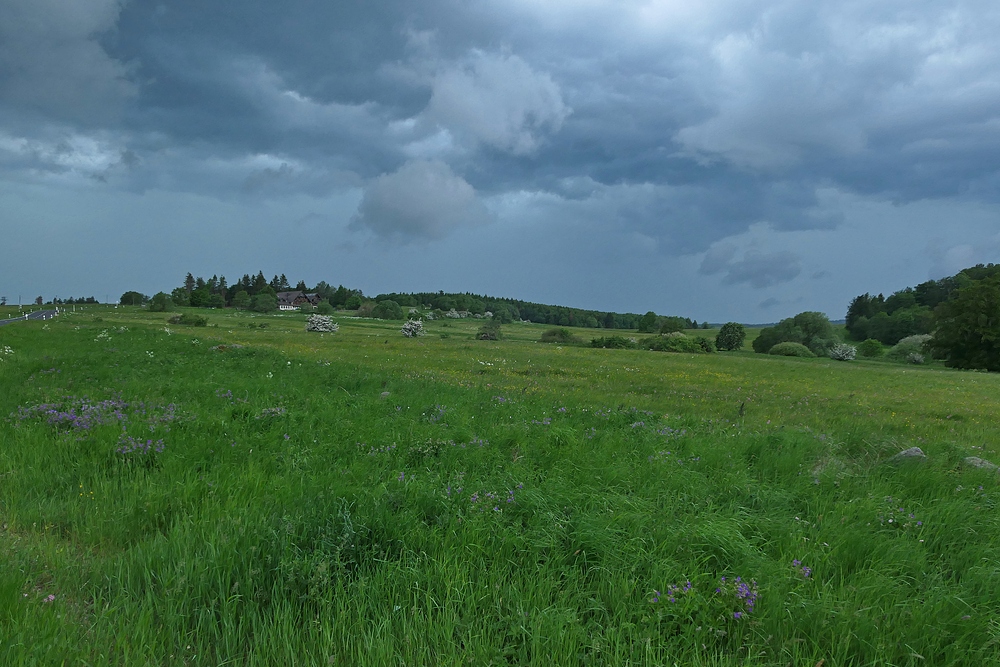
[
  {"left": 161, "top": 271, "right": 364, "bottom": 311},
  {"left": 715, "top": 322, "right": 746, "bottom": 351},
  {"left": 119, "top": 291, "right": 147, "bottom": 306},
  {"left": 846, "top": 263, "right": 1000, "bottom": 345},
  {"left": 375, "top": 291, "right": 704, "bottom": 331},
  {"left": 148, "top": 292, "right": 174, "bottom": 312},
  {"left": 929, "top": 274, "right": 1000, "bottom": 371},
  {"left": 477, "top": 319, "right": 502, "bottom": 340},
  {"left": 540, "top": 328, "right": 581, "bottom": 344},
  {"left": 767, "top": 342, "right": 816, "bottom": 357},
  {"left": 751, "top": 312, "right": 838, "bottom": 356},
  {"left": 828, "top": 343, "right": 857, "bottom": 361},
  {"left": 856, "top": 339, "right": 884, "bottom": 357},
  {"left": 643, "top": 334, "right": 714, "bottom": 354}
]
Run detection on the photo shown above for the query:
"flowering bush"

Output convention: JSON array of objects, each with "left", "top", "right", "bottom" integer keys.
[
  {"left": 306, "top": 315, "right": 338, "bottom": 333},
  {"left": 829, "top": 343, "right": 857, "bottom": 361},
  {"left": 401, "top": 319, "right": 424, "bottom": 337},
  {"left": 888, "top": 334, "right": 932, "bottom": 360}
]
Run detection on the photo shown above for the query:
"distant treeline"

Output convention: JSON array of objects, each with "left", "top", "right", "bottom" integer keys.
[
  {"left": 123, "top": 272, "right": 364, "bottom": 310},
  {"left": 373, "top": 291, "right": 705, "bottom": 330},
  {"left": 127, "top": 273, "right": 700, "bottom": 329},
  {"left": 48, "top": 297, "right": 100, "bottom": 305},
  {"left": 846, "top": 263, "right": 1000, "bottom": 345}
]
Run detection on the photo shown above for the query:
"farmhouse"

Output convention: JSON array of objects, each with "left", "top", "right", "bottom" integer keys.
[{"left": 276, "top": 291, "right": 321, "bottom": 311}]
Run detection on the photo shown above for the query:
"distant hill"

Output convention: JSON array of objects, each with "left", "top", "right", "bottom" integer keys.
[{"left": 373, "top": 291, "right": 706, "bottom": 331}]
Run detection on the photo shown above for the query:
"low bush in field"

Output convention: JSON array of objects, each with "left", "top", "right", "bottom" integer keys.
[
  {"left": 401, "top": 320, "right": 424, "bottom": 337},
  {"left": 477, "top": 320, "right": 502, "bottom": 340},
  {"left": 148, "top": 292, "right": 174, "bottom": 312},
  {"left": 829, "top": 343, "right": 857, "bottom": 361},
  {"left": 372, "top": 300, "right": 404, "bottom": 320},
  {"left": 644, "top": 334, "right": 715, "bottom": 353},
  {"left": 857, "top": 338, "right": 884, "bottom": 357},
  {"left": 305, "top": 315, "right": 338, "bottom": 333},
  {"left": 769, "top": 342, "right": 815, "bottom": 357},
  {"left": 167, "top": 313, "right": 208, "bottom": 327},
  {"left": 888, "top": 334, "right": 932, "bottom": 361},
  {"left": 540, "top": 328, "right": 580, "bottom": 344},
  {"left": 590, "top": 335, "right": 638, "bottom": 349}
]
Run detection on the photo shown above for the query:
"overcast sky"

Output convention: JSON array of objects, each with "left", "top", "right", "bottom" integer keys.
[{"left": 2, "top": 0, "right": 1000, "bottom": 322}]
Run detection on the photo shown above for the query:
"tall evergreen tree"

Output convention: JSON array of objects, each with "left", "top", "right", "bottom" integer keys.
[{"left": 252, "top": 272, "right": 267, "bottom": 295}]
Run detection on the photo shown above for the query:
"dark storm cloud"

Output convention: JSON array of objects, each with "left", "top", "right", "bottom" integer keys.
[
  {"left": 700, "top": 246, "right": 802, "bottom": 288},
  {"left": 0, "top": 0, "right": 135, "bottom": 125}
]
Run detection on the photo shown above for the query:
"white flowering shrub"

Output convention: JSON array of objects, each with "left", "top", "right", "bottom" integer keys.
[
  {"left": 829, "top": 343, "right": 857, "bottom": 361},
  {"left": 401, "top": 319, "right": 424, "bottom": 337},
  {"left": 889, "top": 334, "right": 932, "bottom": 361},
  {"left": 907, "top": 352, "right": 925, "bottom": 365},
  {"left": 306, "top": 315, "right": 339, "bottom": 333}
]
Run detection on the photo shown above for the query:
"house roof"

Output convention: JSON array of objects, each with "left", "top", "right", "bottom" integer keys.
[{"left": 276, "top": 291, "right": 304, "bottom": 305}]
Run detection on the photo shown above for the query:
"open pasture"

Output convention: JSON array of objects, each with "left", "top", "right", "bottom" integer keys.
[{"left": 2, "top": 308, "right": 1000, "bottom": 665}]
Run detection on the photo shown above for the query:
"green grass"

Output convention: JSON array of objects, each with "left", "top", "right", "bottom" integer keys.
[{"left": 2, "top": 307, "right": 1000, "bottom": 665}]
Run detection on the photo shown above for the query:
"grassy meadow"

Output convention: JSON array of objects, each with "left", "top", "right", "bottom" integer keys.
[{"left": 2, "top": 306, "right": 1000, "bottom": 665}]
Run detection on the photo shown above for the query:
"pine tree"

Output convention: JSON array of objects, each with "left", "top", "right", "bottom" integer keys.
[{"left": 252, "top": 272, "right": 267, "bottom": 295}]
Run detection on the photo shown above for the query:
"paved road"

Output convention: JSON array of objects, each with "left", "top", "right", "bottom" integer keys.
[{"left": 0, "top": 309, "right": 58, "bottom": 326}]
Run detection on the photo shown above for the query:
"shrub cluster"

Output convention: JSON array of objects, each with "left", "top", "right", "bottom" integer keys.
[
  {"left": 477, "top": 320, "right": 502, "bottom": 340},
  {"left": 372, "top": 300, "right": 404, "bottom": 320},
  {"left": 829, "top": 343, "right": 857, "bottom": 361},
  {"left": 401, "top": 320, "right": 424, "bottom": 338},
  {"left": 888, "top": 334, "right": 932, "bottom": 361},
  {"left": 644, "top": 334, "right": 715, "bottom": 354},
  {"left": 305, "top": 315, "right": 338, "bottom": 333},
  {"left": 590, "top": 335, "right": 638, "bottom": 349},
  {"left": 540, "top": 328, "right": 580, "bottom": 344},
  {"left": 752, "top": 312, "right": 838, "bottom": 356},
  {"left": 768, "top": 342, "right": 815, "bottom": 357},
  {"left": 148, "top": 292, "right": 174, "bottom": 312},
  {"left": 167, "top": 313, "right": 208, "bottom": 327},
  {"left": 857, "top": 338, "right": 884, "bottom": 357}
]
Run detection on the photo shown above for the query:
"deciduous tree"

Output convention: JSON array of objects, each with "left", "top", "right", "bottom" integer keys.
[{"left": 930, "top": 275, "right": 1000, "bottom": 371}]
